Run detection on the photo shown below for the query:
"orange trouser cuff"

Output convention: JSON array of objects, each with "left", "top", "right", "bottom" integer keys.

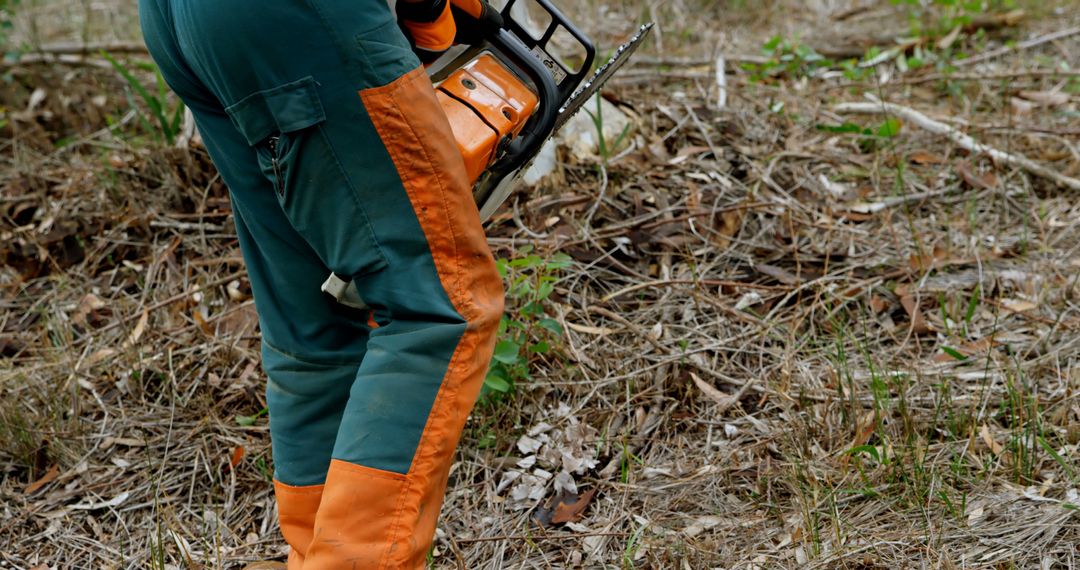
[
  {"left": 274, "top": 480, "right": 324, "bottom": 569},
  {"left": 303, "top": 459, "right": 419, "bottom": 569}
]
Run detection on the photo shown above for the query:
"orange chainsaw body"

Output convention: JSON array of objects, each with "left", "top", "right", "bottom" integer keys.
[{"left": 435, "top": 54, "right": 539, "bottom": 184}]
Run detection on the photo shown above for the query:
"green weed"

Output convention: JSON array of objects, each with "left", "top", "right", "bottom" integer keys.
[
  {"left": 585, "top": 92, "right": 631, "bottom": 165},
  {"left": 891, "top": 0, "right": 1018, "bottom": 38},
  {"left": 103, "top": 52, "right": 186, "bottom": 145},
  {"left": 482, "top": 247, "right": 571, "bottom": 398},
  {"left": 0, "top": 0, "right": 19, "bottom": 56}
]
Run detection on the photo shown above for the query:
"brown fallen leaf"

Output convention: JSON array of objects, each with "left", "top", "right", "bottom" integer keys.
[
  {"left": 24, "top": 464, "right": 59, "bottom": 494},
  {"left": 72, "top": 293, "right": 106, "bottom": 328},
  {"left": 712, "top": 208, "right": 745, "bottom": 250},
  {"left": 909, "top": 245, "right": 951, "bottom": 272},
  {"left": 83, "top": 348, "right": 116, "bottom": 368},
  {"left": 980, "top": 424, "right": 1004, "bottom": 455},
  {"left": 956, "top": 161, "right": 998, "bottom": 190},
  {"left": 227, "top": 446, "right": 245, "bottom": 471},
  {"left": 869, "top": 295, "right": 889, "bottom": 314},
  {"left": 933, "top": 337, "right": 997, "bottom": 362},
  {"left": 840, "top": 411, "right": 877, "bottom": 467},
  {"left": 126, "top": 309, "right": 148, "bottom": 346},
  {"left": 690, "top": 372, "right": 737, "bottom": 408},
  {"left": 1001, "top": 298, "right": 1038, "bottom": 313},
  {"left": 754, "top": 263, "right": 800, "bottom": 286},
  {"left": 909, "top": 150, "right": 945, "bottom": 165},
  {"left": 552, "top": 488, "right": 597, "bottom": 524},
  {"left": 899, "top": 294, "right": 933, "bottom": 335},
  {"left": 565, "top": 322, "right": 617, "bottom": 336},
  {"left": 193, "top": 308, "right": 213, "bottom": 335}
]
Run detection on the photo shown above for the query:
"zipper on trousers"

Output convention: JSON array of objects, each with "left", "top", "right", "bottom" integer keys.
[{"left": 268, "top": 136, "right": 284, "bottom": 197}]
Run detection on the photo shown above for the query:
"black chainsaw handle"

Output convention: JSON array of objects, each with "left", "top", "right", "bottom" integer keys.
[{"left": 500, "top": 0, "right": 596, "bottom": 104}]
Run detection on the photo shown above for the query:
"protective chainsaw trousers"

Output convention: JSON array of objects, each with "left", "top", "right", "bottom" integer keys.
[{"left": 139, "top": 1, "right": 504, "bottom": 568}]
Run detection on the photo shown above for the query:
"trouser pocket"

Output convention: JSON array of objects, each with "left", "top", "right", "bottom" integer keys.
[{"left": 225, "top": 76, "right": 388, "bottom": 278}]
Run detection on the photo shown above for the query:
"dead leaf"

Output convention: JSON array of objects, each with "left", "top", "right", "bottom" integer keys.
[
  {"left": 691, "top": 372, "right": 736, "bottom": 408},
  {"left": 565, "top": 322, "right": 617, "bottom": 335},
  {"left": 899, "top": 294, "right": 933, "bottom": 334},
  {"left": 956, "top": 161, "right": 998, "bottom": 190},
  {"left": 683, "top": 515, "right": 723, "bottom": 537},
  {"left": 215, "top": 304, "right": 259, "bottom": 338},
  {"left": 1001, "top": 298, "right": 1037, "bottom": 313},
  {"left": 840, "top": 412, "right": 876, "bottom": 467},
  {"left": 72, "top": 293, "right": 106, "bottom": 328},
  {"left": 980, "top": 425, "right": 1004, "bottom": 455},
  {"left": 933, "top": 337, "right": 997, "bottom": 362},
  {"left": 227, "top": 446, "right": 245, "bottom": 471},
  {"left": 126, "top": 309, "right": 148, "bottom": 346},
  {"left": 1018, "top": 90, "right": 1070, "bottom": 107},
  {"left": 712, "top": 208, "right": 744, "bottom": 250},
  {"left": 869, "top": 295, "right": 889, "bottom": 314},
  {"left": 754, "top": 264, "right": 800, "bottom": 286},
  {"left": 552, "top": 488, "right": 597, "bottom": 524},
  {"left": 937, "top": 24, "right": 963, "bottom": 49},
  {"left": 909, "top": 245, "right": 950, "bottom": 272},
  {"left": 24, "top": 464, "right": 59, "bottom": 494},
  {"left": 102, "top": 436, "right": 146, "bottom": 449},
  {"left": 193, "top": 308, "right": 213, "bottom": 335},
  {"left": 1010, "top": 97, "right": 1035, "bottom": 115},
  {"left": 909, "top": 150, "right": 945, "bottom": 165},
  {"left": 83, "top": 348, "right": 116, "bottom": 368}
]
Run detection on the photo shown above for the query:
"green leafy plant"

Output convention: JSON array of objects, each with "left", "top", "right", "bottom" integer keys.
[
  {"left": 482, "top": 247, "right": 571, "bottom": 398},
  {"left": 0, "top": 0, "right": 19, "bottom": 57},
  {"left": 891, "top": 0, "right": 1017, "bottom": 38},
  {"left": 816, "top": 118, "right": 903, "bottom": 152},
  {"left": 235, "top": 406, "right": 268, "bottom": 426},
  {"left": 103, "top": 52, "right": 186, "bottom": 145},
  {"left": 743, "top": 35, "right": 873, "bottom": 82}
]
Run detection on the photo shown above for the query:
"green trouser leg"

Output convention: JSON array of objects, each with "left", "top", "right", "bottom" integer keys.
[{"left": 139, "top": 0, "right": 504, "bottom": 568}]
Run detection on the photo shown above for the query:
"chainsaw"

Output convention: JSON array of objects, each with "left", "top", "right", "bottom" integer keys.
[
  {"left": 323, "top": 0, "right": 652, "bottom": 306},
  {"left": 428, "top": 0, "right": 652, "bottom": 220}
]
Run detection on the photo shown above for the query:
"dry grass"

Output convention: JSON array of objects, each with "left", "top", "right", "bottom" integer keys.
[{"left": 2, "top": 0, "right": 1079, "bottom": 568}]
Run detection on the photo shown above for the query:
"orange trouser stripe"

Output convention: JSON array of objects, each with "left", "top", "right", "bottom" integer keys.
[{"left": 302, "top": 66, "right": 502, "bottom": 569}]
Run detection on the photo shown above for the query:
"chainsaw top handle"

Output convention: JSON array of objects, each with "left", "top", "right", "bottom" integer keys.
[
  {"left": 499, "top": 0, "right": 597, "bottom": 104},
  {"left": 479, "top": 0, "right": 596, "bottom": 182}
]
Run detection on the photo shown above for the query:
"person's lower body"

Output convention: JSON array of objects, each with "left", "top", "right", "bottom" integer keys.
[{"left": 139, "top": 1, "right": 504, "bottom": 567}]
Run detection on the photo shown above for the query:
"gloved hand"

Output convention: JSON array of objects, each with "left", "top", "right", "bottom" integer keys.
[{"left": 397, "top": 0, "right": 504, "bottom": 64}]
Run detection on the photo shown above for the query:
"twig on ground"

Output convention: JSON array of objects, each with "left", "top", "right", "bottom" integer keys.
[
  {"left": 834, "top": 100, "right": 1080, "bottom": 191},
  {"left": 955, "top": 26, "right": 1080, "bottom": 67}
]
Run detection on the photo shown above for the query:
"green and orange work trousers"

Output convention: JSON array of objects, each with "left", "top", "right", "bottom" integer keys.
[{"left": 139, "top": 1, "right": 503, "bottom": 567}]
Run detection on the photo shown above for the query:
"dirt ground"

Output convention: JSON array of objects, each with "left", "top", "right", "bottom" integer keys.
[{"left": 2, "top": 1, "right": 1079, "bottom": 568}]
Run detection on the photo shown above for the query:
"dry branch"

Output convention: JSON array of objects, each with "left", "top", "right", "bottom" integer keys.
[
  {"left": 955, "top": 26, "right": 1080, "bottom": 67},
  {"left": 834, "top": 100, "right": 1080, "bottom": 191}
]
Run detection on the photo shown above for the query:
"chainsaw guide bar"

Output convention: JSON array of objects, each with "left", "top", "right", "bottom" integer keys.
[{"left": 553, "top": 23, "right": 654, "bottom": 133}]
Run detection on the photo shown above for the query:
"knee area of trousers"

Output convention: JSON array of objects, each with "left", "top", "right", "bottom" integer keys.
[
  {"left": 261, "top": 341, "right": 362, "bottom": 398},
  {"left": 469, "top": 272, "right": 505, "bottom": 332}
]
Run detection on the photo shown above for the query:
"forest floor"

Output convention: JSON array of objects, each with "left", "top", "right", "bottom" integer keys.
[{"left": 2, "top": 1, "right": 1079, "bottom": 568}]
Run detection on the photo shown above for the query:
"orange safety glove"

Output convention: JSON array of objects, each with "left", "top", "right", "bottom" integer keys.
[{"left": 397, "top": 0, "right": 503, "bottom": 64}]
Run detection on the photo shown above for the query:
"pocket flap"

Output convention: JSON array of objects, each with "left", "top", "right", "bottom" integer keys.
[{"left": 225, "top": 76, "right": 326, "bottom": 146}]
